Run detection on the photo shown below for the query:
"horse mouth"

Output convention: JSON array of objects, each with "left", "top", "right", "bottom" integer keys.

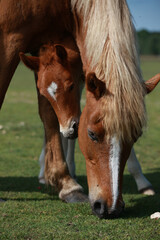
[
  {"left": 91, "top": 199, "right": 125, "bottom": 219},
  {"left": 62, "top": 128, "right": 78, "bottom": 139},
  {"left": 60, "top": 120, "right": 79, "bottom": 139}
]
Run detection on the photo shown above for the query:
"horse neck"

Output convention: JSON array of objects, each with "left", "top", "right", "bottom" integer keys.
[{"left": 71, "top": 0, "right": 146, "bottom": 141}]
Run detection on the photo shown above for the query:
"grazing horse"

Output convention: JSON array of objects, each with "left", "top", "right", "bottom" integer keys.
[
  {"left": 20, "top": 42, "right": 83, "bottom": 182},
  {"left": 79, "top": 73, "right": 160, "bottom": 218},
  {"left": 0, "top": 0, "right": 157, "bottom": 215}
]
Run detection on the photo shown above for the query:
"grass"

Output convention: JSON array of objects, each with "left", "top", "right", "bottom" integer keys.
[{"left": 0, "top": 57, "right": 160, "bottom": 239}]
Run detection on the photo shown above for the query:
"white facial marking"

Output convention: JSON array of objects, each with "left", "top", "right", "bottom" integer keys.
[
  {"left": 47, "top": 82, "right": 58, "bottom": 100},
  {"left": 109, "top": 136, "right": 121, "bottom": 212}
]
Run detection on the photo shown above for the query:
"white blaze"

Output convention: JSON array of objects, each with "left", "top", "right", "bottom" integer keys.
[
  {"left": 47, "top": 82, "right": 58, "bottom": 100},
  {"left": 109, "top": 136, "right": 121, "bottom": 211}
]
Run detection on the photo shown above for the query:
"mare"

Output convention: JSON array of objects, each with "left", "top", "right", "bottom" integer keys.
[
  {"left": 79, "top": 73, "right": 160, "bottom": 218},
  {"left": 0, "top": 0, "right": 157, "bottom": 216}
]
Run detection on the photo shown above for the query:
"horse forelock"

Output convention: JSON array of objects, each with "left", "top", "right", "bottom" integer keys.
[{"left": 71, "top": 0, "right": 147, "bottom": 141}]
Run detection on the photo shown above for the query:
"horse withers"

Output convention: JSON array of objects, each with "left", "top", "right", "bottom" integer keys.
[{"left": 78, "top": 73, "right": 160, "bottom": 219}]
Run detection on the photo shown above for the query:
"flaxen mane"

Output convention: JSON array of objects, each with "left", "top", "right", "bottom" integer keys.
[{"left": 71, "top": 0, "right": 146, "bottom": 140}]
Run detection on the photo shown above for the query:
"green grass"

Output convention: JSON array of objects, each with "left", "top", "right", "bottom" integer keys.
[{"left": 0, "top": 58, "right": 160, "bottom": 239}]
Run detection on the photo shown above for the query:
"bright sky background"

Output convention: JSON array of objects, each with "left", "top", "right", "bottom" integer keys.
[{"left": 127, "top": 0, "right": 160, "bottom": 32}]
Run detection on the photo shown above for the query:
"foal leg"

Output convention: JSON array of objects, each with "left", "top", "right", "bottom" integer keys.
[
  {"left": 38, "top": 94, "right": 88, "bottom": 202},
  {"left": 38, "top": 138, "right": 46, "bottom": 184},
  {"left": 38, "top": 135, "right": 76, "bottom": 183},
  {"left": 127, "top": 148, "right": 155, "bottom": 195},
  {"left": 65, "top": 139, "right": 76, "bottom": 179},
  {"left": 61, "top": 135, "right": 76, "bottom": 179},
  {"left": 61, "top": 134, "right": 68, "bottom": 159}
]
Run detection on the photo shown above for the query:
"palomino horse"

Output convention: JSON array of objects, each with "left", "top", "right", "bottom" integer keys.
[
  {"left": 0, "top": 0, "right": 157, "bottom": 214},
  {"left": 79, "top": 73, "right": 160, "bottom": 218}
]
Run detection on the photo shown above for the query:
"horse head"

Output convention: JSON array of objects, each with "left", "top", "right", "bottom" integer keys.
[
  {"left": 79, "top": 72, "right": 160, "bottom": 219},
  {"left": 20, "top": 44, "right": 83, "bottom": 139}
]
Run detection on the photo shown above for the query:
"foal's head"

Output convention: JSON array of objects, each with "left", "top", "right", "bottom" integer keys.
[
  {"left": 20, "top": 44, "right": 83, "bottom": 138},
  {"left": 79, "top": 73, "right": 160, "bottom": 219}
]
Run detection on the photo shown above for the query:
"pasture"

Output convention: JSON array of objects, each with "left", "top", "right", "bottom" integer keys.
[{"left": 0, "top": 57, "right": 160, "bottom": 239}]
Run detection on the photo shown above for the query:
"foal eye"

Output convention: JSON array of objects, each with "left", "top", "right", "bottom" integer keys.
[
  {"left": 68, "top": 84, "right": 74, "bottom": 92},
  {"left": 88, "top": 129, "right": 98, "bottom": 142}
]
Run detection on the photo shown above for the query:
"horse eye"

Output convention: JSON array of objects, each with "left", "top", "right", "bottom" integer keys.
[
  {"left": 88, "top": 129, "right": 98, "bottom": 142},
  {"left": 68, "top": 84, "right": 74, "bottom": 92}
]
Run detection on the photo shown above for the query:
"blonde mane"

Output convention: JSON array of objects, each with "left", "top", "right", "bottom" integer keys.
[{"left": 71, "top": 0, "right": 146, "bottom": 140}]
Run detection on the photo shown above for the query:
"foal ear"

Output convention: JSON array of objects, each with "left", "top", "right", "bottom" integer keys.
[
  {"left": 19, "top": 52, "right": 39, "bottom": 72},
  {"left": 86, "top": 73, "right": 106, "bottom": 99},
  {"left": 144, "top": 73, "right": 160, "bottom": 94},
  {"left": 55, "top": 44, "right": 67, "bottom": 62}
]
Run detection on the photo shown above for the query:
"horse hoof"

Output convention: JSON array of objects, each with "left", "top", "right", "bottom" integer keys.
[
  {"left": 63, "top": 191, "right": 89, "bottom": 203},
  {"left": 38, "top": 177, "right": 46, "bottom": 184},
  {"left": 139, "top": 187, "right": 155, "bottom": 196}
]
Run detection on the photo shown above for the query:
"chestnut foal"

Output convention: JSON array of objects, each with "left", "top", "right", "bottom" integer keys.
[
  {"left": 79, "top": 73, "right": 160, "bottom": 218},
  {"left": 20, "top": 40, "right": 87, "bottom": 202}
]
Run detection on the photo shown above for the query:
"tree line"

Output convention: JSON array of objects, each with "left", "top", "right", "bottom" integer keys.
[{"left": 137, "top": 30, "right": 160, "bottom": 55}]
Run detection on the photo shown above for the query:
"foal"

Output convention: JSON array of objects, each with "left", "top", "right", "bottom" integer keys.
[{"left": 20, "top": 41, "right": 87, "bottom": 202}]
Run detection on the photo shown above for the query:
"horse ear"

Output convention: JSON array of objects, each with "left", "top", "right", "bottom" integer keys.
[
  {"left": 86, "top": 73, "right": 106, "bottom": 99},
  {"left": 55, "top": 44, "right": 67, "bottom": 62},
  {"left": 19, "top": 52, "right": 39, "bottom": 71},
  {"left": 144, "top": 73, "right": 160, "bottom": 94}
]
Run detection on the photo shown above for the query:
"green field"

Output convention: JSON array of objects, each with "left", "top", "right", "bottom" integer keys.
[{"left": 0, "top": 57, "right": 160, "bottom": 239}]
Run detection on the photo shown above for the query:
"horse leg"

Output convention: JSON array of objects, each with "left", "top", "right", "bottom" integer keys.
[
  {"left": 38, "top": 135, "right": 76, "bottom": 183},
  {"left": 37, "top": 93, "right": 88, "bottom": 202},
  {"left": 61, "top": 134, "right": 68, "bottom": 159},
  {"left": 127, "top": 148, "right": 155, "bottom": 195},
  {"left": 65, "top": 139, "right": 76, "bottom": 179},
  {"left": 0, "top": 37, "right": 21, "bottom": 108},
  {"left": 38, "top": 137, "right": 46, "bottom": 184}
]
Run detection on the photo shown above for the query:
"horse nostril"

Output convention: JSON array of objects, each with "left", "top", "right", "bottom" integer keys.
[
  {"left": 92, "top": 200, "right": 108, "bottom": 219},
  {"left": 71, "top": 120, "right": 79, "bottom": 131},
  {"left": 72, "top": 121, "right": 77, "bottom": 130}
]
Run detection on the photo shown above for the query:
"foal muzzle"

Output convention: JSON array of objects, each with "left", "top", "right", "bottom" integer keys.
[{"left": 60, "top": 119, "right": 79, "bottom": 139}]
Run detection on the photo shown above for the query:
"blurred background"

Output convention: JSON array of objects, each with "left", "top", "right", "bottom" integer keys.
[{"left": 128, "top": 0, "right": 160, "bottom": 55}]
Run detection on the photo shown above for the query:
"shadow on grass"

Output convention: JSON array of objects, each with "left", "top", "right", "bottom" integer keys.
[
  {"left": 0, "top": 173, "right": 159, "bottom": 219},
  {"left": 121, "top": 169, "right": 160, "bottom": 219},
  {"left": 122, "top": 194, "right": 160, "bottom": 219},
  {"left": 123, "top": 170, "right": 160, "bottom": 194},
  {"left": 0, "top": 175, "right": 88, "bottom": 201}
]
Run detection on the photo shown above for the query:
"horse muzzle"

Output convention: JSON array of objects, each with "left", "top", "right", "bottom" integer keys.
[
  {"left": 60, "top": 119, "right": 79, "bottom": 139},
  {"left": 91, "top": 199, "right": 125, "bottom": 219}
]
